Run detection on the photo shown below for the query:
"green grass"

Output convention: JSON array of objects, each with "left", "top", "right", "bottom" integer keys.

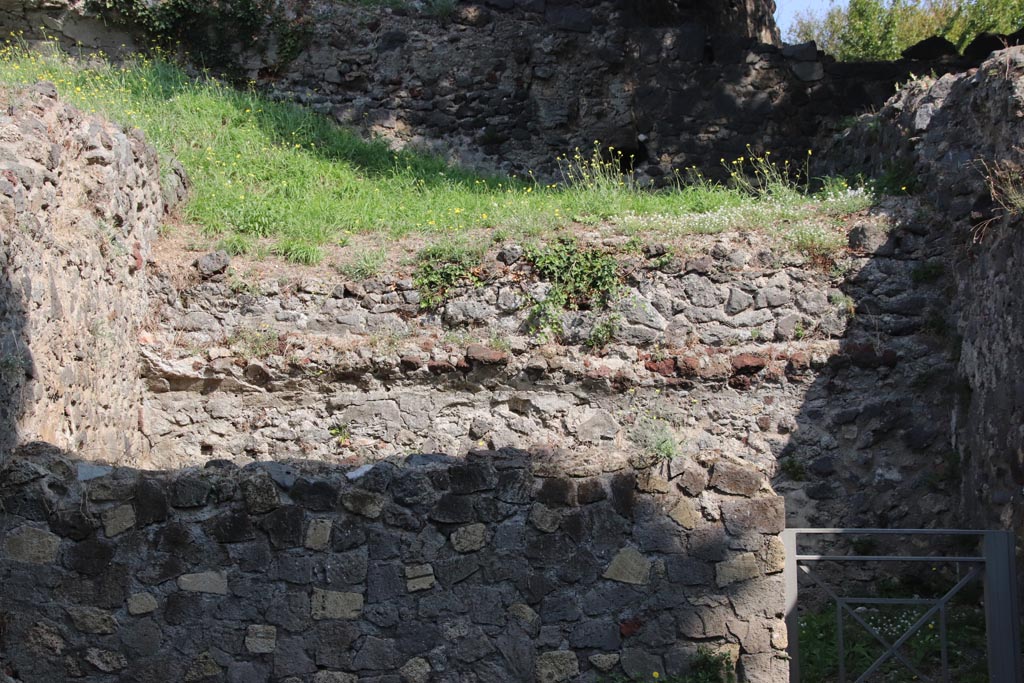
[
  {"left": 337, "top": 246, "right": 388, "bottom": 280},
  {"left": 799, "top": 602, "right": 987, "bottom": 683},
  {"left": 0, "top": 40, "right": 875, "bottom": 265}
]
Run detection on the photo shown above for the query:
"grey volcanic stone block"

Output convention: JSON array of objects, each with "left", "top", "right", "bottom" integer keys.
[
  {"left": 353, "top": 636, "right": 402, "bottom": 670},
  {"left": 4, "top": 526, "right": 60, "bottom": 563},
  {"left": 261, "top": 506, "right": 305, "bottom": 548},
  {"left": 196, "top": 250, "right": 230, "bottom": 278}
]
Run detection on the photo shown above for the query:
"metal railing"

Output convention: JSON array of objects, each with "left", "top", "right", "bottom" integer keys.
[{"left": 782, "top": 528, "right": 1021, "bottom": 683}]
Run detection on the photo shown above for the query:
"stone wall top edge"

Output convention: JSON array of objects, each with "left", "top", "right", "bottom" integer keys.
[{"left": 2, "top": 440, "right": 778, "bottom": 500}]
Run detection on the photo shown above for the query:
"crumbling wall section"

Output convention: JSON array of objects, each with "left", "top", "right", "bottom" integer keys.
[
  {"left": 0, "top": 83, "right": 183, "bottom": 463},
  {"left": 826, "top": 47, "right": 1024, "bottom": 552}
]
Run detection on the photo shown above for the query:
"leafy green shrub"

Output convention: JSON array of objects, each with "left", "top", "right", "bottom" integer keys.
[
  {"left": 524, "top": 238, "right": 621, "bottom": 338},
  {"left": 87, "top": 0, "right": 314, "bottom": 73},
  {"left": 791, "top": 0, "right": 1024, "bottom": 60},
  {"left": 413, "top": 241, "right": 483, "bottom": 310},
  {"left": 525, "top": 239, "right": 620, "bottom": 310}
]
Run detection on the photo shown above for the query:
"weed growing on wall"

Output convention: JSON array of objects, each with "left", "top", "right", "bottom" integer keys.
[
  {"left": 413, "top": 241, "right": 484, "bottom": 309},
  {"left": 226, "top": 327, "right": 279, "bottom": 357},
  {"left": 606, "top": 647, "right": 736, "bottom": 683},
  {"left": 523, "top": 239, "right": 621, "bottom": 339},
  {"left": 630, "top": 415, "right": 681, "bottom": 464},
  {"left": 975, "top": 155, "right": 1024, "bottom": 240}
]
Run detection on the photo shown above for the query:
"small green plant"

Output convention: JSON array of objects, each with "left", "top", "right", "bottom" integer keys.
[
  {"left": 88, "top": 320, "right": 111, "bottom": 340},
  {"left": 329, "top": 423, "right": 351, "bottom": 445},
  {"left": 816, "top": 174, "right": 857, "bottom": 199},
  {"left": 830, "top": 292, "right": 856, "bottom": 319},
  {"left": 217, "top": 233, "right": 255, "bottom": 256},
  {"left": 0, "top": 354, "right": 29, "bottom": 376},
  {"left": 780, "top": 458, "right": 807, "bottom": 481},
  {"left": 487, "top": 334, "right": 512, "bottom": 353},
  {"left": 413, "top": 241, "right": 483, "bottom": 310},
  {"left": 227, "top": 327, "right": 279, "bottom": 357},
  {"left": 986, "top": 158, "right": 1024, "bottom": 215},
  {"left": 975, "top": 156, "right": 1024, "bottom": 240},
  {"left": 784, "top": 224, "right": 847, "bottom": 266},
  {"left": 689, "top": 647, "right": 737, "bottom": 683},
  {"left": 724, "top": 146, "right": 811, "bottom": 200},
  {"left": 624, "top": 236, "right": 645, "bottom": 254},
  {"left": 794, "top": 322, "right": 806, "bottom": 340},
  {"left": 274, "top": 236, "right": 324, "bottom": 265},
  {"left": 524, "top": 238, "right": 621, "bottom": 338},
  {"left": 631, "top": 416, "right": 680, "bottom": 463},
  {"left": 872, "top": 160, "right": 921, "bottom": 196},
  {"left": 557, "top": 142, "right": 637, "bottom": 194},
  {"left": 338, "top": 247, "right": 387, "bottom": 280},
  {"left": 227, "top": 271, "right": 261, "bottom": 295},
  {"left": 585, "top": 314, "right": 620, "bottom": 351},
  {"left": 651, "top": 250, "right": 675, "bottom": 270}
]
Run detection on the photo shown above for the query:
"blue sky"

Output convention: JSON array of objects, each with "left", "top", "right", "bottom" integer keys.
[{"left": 775, "top": 0, "right": 848, "bottom": 39}]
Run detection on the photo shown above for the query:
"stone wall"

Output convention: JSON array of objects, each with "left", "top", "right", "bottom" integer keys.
[
  {"left": 825, "top": 47, "right": 1024, "bottom": 577},
  {"left": 143, "top": 213, "right": 958, "bottom": 535},
  {"left": 955, "top": 204, "right": 1024, "bottom": 542},
  {"left": 0, "top": 83, "right": 183, "bottom": 464},
  {"left": 0, "top": 443, "right": 788, "bottom": 682},
  {"left": 239, "top": 3, "right": 976, "bottom": 182}
]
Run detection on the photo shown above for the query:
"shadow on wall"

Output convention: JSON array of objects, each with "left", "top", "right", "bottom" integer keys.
[
  {"left": 774, "top": 199, "right": 961, "bottom": 534},
  {"left": 0, "top": 222, "right": 33, "bottom": 456},
  {"left": 0, "top": 444, "right": 789, "bottom": 682}
]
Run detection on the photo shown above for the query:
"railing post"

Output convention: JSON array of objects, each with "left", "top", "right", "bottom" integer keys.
[
  {"left": 782, "top": 529, "right": 800, "bottom": 683},
  {"left": 983, "top": 530, "right": 1022, "bottom": 683}
]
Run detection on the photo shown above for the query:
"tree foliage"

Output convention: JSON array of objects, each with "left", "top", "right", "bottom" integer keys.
[{"left": 790, "top": 0, "right": 1024, "bottom": 60}]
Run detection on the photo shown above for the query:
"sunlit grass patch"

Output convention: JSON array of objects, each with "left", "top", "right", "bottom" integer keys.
[{"left": 0, "top": 38, "right": 875, "bottom": 265}]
